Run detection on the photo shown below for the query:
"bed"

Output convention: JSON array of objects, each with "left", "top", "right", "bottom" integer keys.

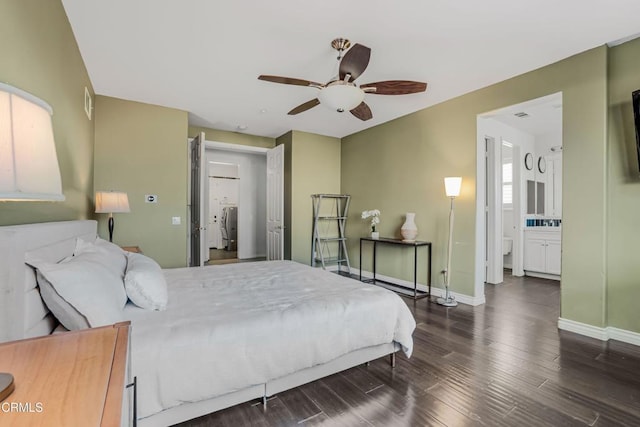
[{"left": 0, "top": 220, "right": 416, "bottom": 426}]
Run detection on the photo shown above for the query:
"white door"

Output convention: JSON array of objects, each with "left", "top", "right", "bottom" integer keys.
[
  {"left": 266, "top": 144, "right": 284, "bottom": 260},
  {"left": 189, "top": 132, "right": 207, "bottom": 266},
  {"left": 485, "top": 136, "right": 503, "bottom": 284},
  {"left": 546, "top": 240, "right": 562, "bottom": 275},
  {"left": 511, "top": 145, "right": 524, "bottom": 277}
]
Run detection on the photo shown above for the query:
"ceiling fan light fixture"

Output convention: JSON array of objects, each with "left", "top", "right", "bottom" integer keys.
[{"left": 318, "top": 83, "right": 364, "bottom": 113}]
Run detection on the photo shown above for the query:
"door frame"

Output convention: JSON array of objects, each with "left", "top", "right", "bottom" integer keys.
[
  {"left": 188, "top": 139, "right": 274, "bottom": 264},
  {"left": 475, "top": 92, "right": 563, "bottom": 299}
]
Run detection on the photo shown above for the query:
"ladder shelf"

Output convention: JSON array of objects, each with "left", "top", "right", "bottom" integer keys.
[{"left": 311, "top": 194, "right": 351, "bottom": 273}]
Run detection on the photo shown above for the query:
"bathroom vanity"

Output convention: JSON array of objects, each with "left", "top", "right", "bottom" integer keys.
[
  {"left": 524, "top": 226, "right": 561, "bottom": 279},
  {"left": 523, "top": 150, "right": 562, "bottom": 281}
]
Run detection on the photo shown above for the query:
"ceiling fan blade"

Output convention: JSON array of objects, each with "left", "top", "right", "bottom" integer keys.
[
  {"left": 288, "top": 98, "right": 320, "bottom": 115},
  {"left": 339, "top": 44, "right": 371, "bottom": 82},
  {"left": 360, "top": 80, "right": 427, "bottom": 95},
  {"left": 350, "top": 102, "right": 373, "bottom": 121},
  {"left": 258, "top": 75, "right": 322, "bottom": 87}
]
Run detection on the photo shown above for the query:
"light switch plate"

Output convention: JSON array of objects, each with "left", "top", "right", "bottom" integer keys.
[
  {"left": 172, "top": 216, "right": 181, "bottom": 225},
  {"left": 145, "top": 195, "right": 158, "bottom": 203}
]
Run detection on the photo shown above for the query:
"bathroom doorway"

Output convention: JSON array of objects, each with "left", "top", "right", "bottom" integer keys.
[{"left": 476, "top": 93, "right": 563, "bottom": 293}]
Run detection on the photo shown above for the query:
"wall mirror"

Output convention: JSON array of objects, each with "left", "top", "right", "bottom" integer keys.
[{"left": 526, "top": 180, "right": 545, "bottom": 215}]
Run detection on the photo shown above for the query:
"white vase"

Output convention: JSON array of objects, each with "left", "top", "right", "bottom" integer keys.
[
  {"left": 401, "top": 212, "right": 418, "bottom": 242},
  {"left": 371, "top": 231, "right": 380, "bottom": 239}
]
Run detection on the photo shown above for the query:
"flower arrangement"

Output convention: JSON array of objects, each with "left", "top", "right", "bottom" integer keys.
[{"left": 361, "top": 209, "right": 381, "bottom": 232}]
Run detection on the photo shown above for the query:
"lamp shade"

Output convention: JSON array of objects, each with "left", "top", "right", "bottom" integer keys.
[
  {"left": 444, "top": 177, "right": 462, "bottom": 198},
  {"left": 0, "top": 83, "right": 64, "bottom": 201},
  {"left": 95, "top": 191, "right": 130, "bottom": 213},
  {"left": 318, "top": 83, "right": 365, "bottom": 112}
]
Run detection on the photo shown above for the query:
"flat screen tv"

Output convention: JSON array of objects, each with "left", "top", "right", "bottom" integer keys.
[{"left": 634, "top": 89, "right": 640, "bottom": 171}]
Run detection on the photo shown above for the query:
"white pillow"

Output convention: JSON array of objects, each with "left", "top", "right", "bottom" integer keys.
[
  {"left": 124, "top": 252, "right": 168, "bottom": 311},
  {"left": 30, "top": 251, "right": 128, "bottom": 327},
  {"left": 36, "top": 270, "right": 90, "bottom": 331},
  {"left": 74, "top": 237, "right": 127, "bottom": 278}
]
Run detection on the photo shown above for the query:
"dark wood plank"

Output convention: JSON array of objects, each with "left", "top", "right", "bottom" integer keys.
[
  {"left": 248, "top": 396, "right": 297, "bottom": 426},
  {"left": 298, "top": 380, "right": 372, "bottom": 426},
  {"left": 321, "top": 373, "right": 409, "bottom": 426},
  {"left": 275, "top": 387, "right": 322, "bottom": 423}
]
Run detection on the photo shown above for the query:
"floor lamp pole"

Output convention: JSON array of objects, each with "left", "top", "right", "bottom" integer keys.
[{"left": 438, "top": 196, "right": 458, "bottom": 307}]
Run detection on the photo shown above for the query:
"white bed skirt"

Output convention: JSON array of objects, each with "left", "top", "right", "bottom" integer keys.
[{"left": 139, "top": 342, "right": 399, "bottom": 427}]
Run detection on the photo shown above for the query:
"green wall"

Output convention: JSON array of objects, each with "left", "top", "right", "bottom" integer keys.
[
  {"left": 278, "top": 131, "right": 341, "bottom": 264},
  {"left": 94, "top": 96, "right": 188, "bottom": 268},
  {"left": 607, "top": 38, "right": 640, "bottom": 333},
  {"left": 343, "top": 46, "right": 609, "bottom": 327},
  {"left": 0, "top": 0, "right": 95, "bottom": 224},
  {"left": 189, "top": 126, "right": 275, "bottom": 148}
]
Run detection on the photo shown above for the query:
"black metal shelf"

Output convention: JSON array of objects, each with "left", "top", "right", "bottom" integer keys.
[{"left": 311, "top": 194, "right": 351, "bottom": 273}]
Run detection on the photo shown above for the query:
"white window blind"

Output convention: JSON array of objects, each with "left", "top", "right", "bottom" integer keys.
[{"left": 503, "top": 162, "right": 512, "bottom": 206}]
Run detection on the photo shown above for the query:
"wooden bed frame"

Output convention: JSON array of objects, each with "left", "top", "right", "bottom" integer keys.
[{"left": 0, "top": 220, "right": 399, "bottom": 427}]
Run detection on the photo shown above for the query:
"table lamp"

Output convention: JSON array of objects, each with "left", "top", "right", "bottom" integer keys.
[{"left": 95, "top": 191, "right": 130, "bottom": 242}]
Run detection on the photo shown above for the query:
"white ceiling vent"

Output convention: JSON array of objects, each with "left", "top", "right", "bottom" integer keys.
[{"left": 514, "top": 112, "right": 529, "bottom": 118}]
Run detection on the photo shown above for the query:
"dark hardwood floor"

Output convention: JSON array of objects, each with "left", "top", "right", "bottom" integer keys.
[{"left": 175, "top": 273, "right": 640, "bottom": 426}]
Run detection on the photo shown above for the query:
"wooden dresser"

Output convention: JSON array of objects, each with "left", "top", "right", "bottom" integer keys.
[{"left": 0, "top": 322, "right": 131, "bottom": 426}]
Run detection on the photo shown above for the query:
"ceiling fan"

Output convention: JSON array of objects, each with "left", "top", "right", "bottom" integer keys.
[{"left": 258, "top": 38, "right": 427, "bottom": 121}]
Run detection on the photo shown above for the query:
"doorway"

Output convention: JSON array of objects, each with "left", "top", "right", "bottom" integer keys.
[
  {"left": 188, "top": 139, "right": 284, "bottom": 266},
  {"left": 205, "top": 147, "right": 266, "bottom": 263},
  {"left": 208, "top": 161, "right": 240, "bottom": 262},
  {"left": 476, "top": 93, "right": 563, "bottom": 296}
]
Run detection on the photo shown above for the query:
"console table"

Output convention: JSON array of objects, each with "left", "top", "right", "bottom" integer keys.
[{"left": 359, "top": 237, "right": 432, "bottom": 300}]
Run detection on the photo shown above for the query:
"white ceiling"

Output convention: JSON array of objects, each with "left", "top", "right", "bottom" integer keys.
[
  {"left": 487, "top": 93, "right": 562, "bottom": 137},
  {"left": 61, "top": 0, "right": 640, "bottom": 139}
]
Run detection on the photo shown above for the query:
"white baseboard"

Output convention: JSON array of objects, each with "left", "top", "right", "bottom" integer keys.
[
  {"left": 524, "top": 271, "right": 561, "bottom": 281},
  {"left": 324, "top": 265, "right": 484, "bottom": 306},
  {"left": 426, "top": 284, "right": 486, "bottom": 306},
  {"left": 558, "top": 318, "right": 640, "bottom": 346},
  {"left": 557, "top": 318, "right": 609, "bottom": 340},
  {"left": 608, "top": 326, "right": 640, "bottom": 346}
]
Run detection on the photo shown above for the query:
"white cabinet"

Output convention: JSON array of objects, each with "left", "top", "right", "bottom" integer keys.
[
  {"left": 546, "top": 240, "right": 562, "bottom": 275},
  {"left": 524, "top": 229, "right": 561, "bottom": 278},
  {"left": 524, "top": 238, "right": 547, "bottom": 272}
]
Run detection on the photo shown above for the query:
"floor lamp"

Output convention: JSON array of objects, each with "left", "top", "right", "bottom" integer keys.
[
  {"left": 438, "top": 177, "right": 462, "bottom": 307},
  {"left": 0, "top": 82, "right": 66, "bottom": 401},
  {"left": 95, "top": 191, "right": 130, "bottom": 242}
]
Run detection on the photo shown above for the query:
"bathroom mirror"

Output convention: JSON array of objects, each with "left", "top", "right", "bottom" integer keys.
[{"left": 527, "top": 180, "right": 545, "bottom": 215}]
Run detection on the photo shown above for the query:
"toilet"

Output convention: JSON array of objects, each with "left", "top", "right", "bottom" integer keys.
[{"left": 503, "top": 237, "right": 513, "bottom": 255}]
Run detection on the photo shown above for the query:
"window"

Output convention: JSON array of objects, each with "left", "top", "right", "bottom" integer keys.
[{"left": 503, "top": 162, "right": 513, "bottom": 207}]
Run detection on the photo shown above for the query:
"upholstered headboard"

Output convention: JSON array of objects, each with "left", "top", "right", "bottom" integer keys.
[{"left": 0, "top": 220, "right": 97, "bottom": 343}]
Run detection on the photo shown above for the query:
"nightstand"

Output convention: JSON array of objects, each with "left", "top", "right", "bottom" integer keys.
[
  {"left": 121, "top": 246, "right": 142, "bottom": 254},
  {"left": 0, "top": 322, "right": 133, "bottom": 426}
]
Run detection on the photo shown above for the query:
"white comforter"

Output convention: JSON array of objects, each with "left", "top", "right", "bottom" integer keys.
[{"left": 123, "top": 260, "right": 416, "bottom": 420}]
